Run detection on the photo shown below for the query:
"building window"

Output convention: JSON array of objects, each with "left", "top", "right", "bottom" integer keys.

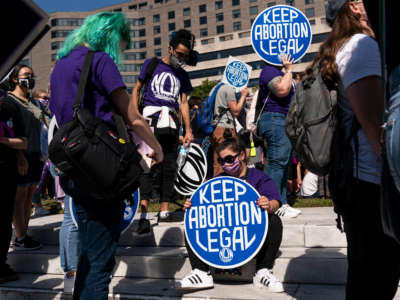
[
  {"left": 113, "top": 8, "right": 122, "bottom": 11},
  {"left": 154, "top": 48, "right": 162, "bottom": 57},
  {"left": 200, "top": 16, "right": 207, "bottom": 25},
  {"left": 154, "top": 37, "right": 161, "bottom": 45},
  {"left": 184, "top": 19, "right": 191, "bottom": 28},
  {"left": 51, "top": 41, "right": 64, "bottom": 50},
  {"left": 168, "top": 11, "right": 175, "bottom": 19},
  {"left": 232, "top": 0, "right": 240, "bottom": 6},
  {"left": 183, "top": 7, "right": 190, "bottom": 16},
  {"left": 215, "top": 1, "right": 223, "bottom": 9},
  {"left": 249, "top": 0, "right": 257, "bottom": 2},
  {"left": 124, "top": 52, "right": 147, "bottom": 60},
  {"left": 129, "top": 4, "right": 137, "bottom": 10},
  {"left": 233, "top": 21, "right": 241, "bottom": 31},
  {"left": 132, "top": 40, "right": 147, "bottom": 49},
  {"left": 305, "top": 7, "right": 315, "bottom": 17},
  {"left": 216, "top": 13, "right": 224, "bottom": 22},
  {"left": 128, "top": 18, "right": 146, "bottom": 26},
  {"left": 232, "top": 9, "right": 241, "bottom": 18},
  {"left": 250, "top": 6, "right": 258, "bottom": 15},
  {"left": 154, "top": 25, "right": 161, "bottom": 34},
  {"left": 199, "top": 4, "right": 206, "bottom": 13},
  {"left": 139, "top": 2, "right": 147, "bottom": 8},
  {"left": 267, "top": 2, "right": 276, "bottom": 7},
  {"left": 169, "top": 22, "right": 176, "bottom": 31},
  {"left": 153, "top": 14, "right": 160, "bottom": 22},
  {"left": 309, "top": 19, "right": 316, "bottom": 25},
  {"left": 238, "top": 31, "right": 250, "bottom": 38},
  {"left": 51, "top": 30, "right": 72, "bottom": 38},
  {"left": 305, "top": 0, "right": 314, "bottom": 4},
  {"left": 200, "top": 28, "right": 208, "bottom": 37},
  {"left": 286, "top": 0, "right": 295, "bottom": 4},
  {"left": 216, "top": 25, "right": 224, "bottom": 34},
  {"left": 130, "top": 29, "right": 146, "bottom": 37},
  {"left": 51, "top": 18, "right": 84, "bottom": 27}
]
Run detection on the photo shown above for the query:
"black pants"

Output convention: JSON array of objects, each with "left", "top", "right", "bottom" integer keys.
[
  {"left": 0, "top": 163, "right": 17, "bottom": 269},
  {"left": 186, "top": 214, "right": 283, "bottom": 272},
  {"left": 343, "top": 177, "right": 400, "bottom": 300},
  {"left": 139, "top": 134, "right": 178, "bottom": 202}
]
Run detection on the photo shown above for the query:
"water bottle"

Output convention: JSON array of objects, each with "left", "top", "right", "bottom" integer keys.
[{"left": 177, "top": 144, "right": 189, "bottom": 170}]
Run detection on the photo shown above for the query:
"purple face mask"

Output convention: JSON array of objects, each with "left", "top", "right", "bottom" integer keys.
[{"left": 222, "top": 158, "right": 241, "bottom": 176}]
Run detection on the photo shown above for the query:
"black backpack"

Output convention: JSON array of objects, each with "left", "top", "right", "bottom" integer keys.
[
  {"left": 285, "top": 63, "right": 338, "bottom": 176},
  {"left": 48, "top": 51, "right": 143, "bottom": 203}
]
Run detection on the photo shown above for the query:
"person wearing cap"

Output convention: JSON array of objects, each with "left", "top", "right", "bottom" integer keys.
[{"left": 320, "top": 1, "right": 400, "bottom": 299}]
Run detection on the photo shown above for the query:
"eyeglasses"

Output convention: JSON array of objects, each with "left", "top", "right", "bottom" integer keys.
[
  {"left": 217, "top": 154, "right": 239, "bottom": 165},
  {"left": 40, "top": 96, "right": 49, "bottom": 100}
]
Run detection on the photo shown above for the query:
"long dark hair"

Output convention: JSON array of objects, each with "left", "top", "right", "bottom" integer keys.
[
  {"left": 7, "top": 64, "right": 33, "bottom": 91},
  {"left": 215, "top": 130, "right": 246, "bottom": 157},
  {"left": 307, "top": 2, "right": 374, "bottom": 85}
]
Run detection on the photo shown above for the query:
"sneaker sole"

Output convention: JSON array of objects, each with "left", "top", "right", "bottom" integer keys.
[
  {"left": 253, "top": 281, "right": 284, "bottom": 293},
  {"left": 176, "top": 284, "right": 214, "bottom": 291}
]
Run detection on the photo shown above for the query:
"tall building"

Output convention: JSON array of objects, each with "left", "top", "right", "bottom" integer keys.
[{"left": 29, "top": 0, "right": 330, "bottom": 93}]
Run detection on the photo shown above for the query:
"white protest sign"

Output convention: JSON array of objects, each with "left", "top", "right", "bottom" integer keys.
[{"left": 222, "top": 56, "right": 252, "bottom": 91}]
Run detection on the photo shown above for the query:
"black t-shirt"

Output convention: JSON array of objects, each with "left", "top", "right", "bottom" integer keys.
[
  {"left": 364, "top": 0, "right": 399, "bottom": 75},
  {"left": 0, "top": 95, "right": 25, "bottom": 166}
]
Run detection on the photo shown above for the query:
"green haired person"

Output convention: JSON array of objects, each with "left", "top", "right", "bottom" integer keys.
[{"left": 49, "top": 12, "right": 163, "bottom": 299}]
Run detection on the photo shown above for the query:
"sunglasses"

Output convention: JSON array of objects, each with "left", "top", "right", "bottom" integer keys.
[
  {"left": 217, "top": 154, "right": 239, "bottom": 165},
  {"left": 174, "top": 49, "right": 189, "bottom": 59}
]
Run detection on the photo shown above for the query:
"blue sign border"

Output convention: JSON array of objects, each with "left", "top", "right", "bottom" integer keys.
[
  {"left": 184, "top": 176, "right": 269, "bottom": 269},
  {"left": 250, "top": 4, "right": 312, "bottom": 66}
]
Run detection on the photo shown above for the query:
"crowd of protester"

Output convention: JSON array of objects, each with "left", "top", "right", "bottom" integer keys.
[{"left": 0, "top": 0, "right": 399, "bottom": 299}]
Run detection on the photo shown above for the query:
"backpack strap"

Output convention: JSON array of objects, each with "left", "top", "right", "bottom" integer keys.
[
  {"left": 72, "top": 50, "right": 95, "bottom": 113},
  {"left": 138, "top": 57, "right": 160, "bottom": 112},
  {"left": 139, "top": 57, "right": 160, "bottom": 85}
]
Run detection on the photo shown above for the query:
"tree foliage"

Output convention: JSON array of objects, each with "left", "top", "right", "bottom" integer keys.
[{"left": 190, "top": 79, "right": 218, "bottom": 100}]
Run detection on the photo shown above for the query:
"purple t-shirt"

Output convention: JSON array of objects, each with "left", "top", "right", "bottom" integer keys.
[
  {"left": 259, "top": 65, "right": 294, "bottom": 116},
  {"left": 139, "top": 58, "right": 192, "bottom": 111},
  {"left": 218, "top": 168, "right": 281, "bottom": 206},
  {"left": 50, "top": 46, "right": 125, "bottom": 127}
]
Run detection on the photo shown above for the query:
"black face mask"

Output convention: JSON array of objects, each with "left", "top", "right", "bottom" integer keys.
[{"left": 17, "top": 77, "right": 35, "bottom": 90}]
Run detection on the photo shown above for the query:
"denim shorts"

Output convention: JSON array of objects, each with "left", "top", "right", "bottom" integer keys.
[{"left": 16, "top": 152, "right": 42, "bottom": 187}]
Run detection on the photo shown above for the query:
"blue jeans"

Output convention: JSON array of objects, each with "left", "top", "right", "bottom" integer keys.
[
  {"left": 59, "top": 195, "right": 79, "bottom": 272},
  {"left": 60, "top": 179, "right": 125, "bottom": 300},
  {"left": 386, "top": 65, "right": 400, "bottom": 191},
  {"left": 258, "top": 111, "right": 292, "bottom": 204}
]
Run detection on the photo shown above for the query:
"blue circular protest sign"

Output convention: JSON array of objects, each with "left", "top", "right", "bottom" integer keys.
[
  {"left": 185, "top": 177, "right": 268, "bottom": 269},
  {"left": 225, "top": 60, "right": 250, "bottom": 89},
  {"left": 251, "top": 5, "right": 312, "bottom": 66},
  {"left": 70, "top": 189, "right": 140, "bottom": 234}
]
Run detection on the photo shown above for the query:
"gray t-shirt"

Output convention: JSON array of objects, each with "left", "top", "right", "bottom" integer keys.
[
  {"left": 212, "top": 84, "right": 236, "bottom": 129},
  {"left": 336, "top": 33, "right": 382, "bottom": 184}
]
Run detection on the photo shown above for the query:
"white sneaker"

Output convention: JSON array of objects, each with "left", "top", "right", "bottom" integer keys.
[
  {"left": 64, "top": 273, "right": 76, "bottom": 293},
  {"left": 176, "top": 269, "right": 214, "bottom": 291},
  {"left": 253, "top": 268, "right": 284, "bottom": 293},
  {"left": 275, "top": 204, "right": 301, "bottom": 218},
  {"left": 32, "top": 206, "right": 51, "bottom": 217}
]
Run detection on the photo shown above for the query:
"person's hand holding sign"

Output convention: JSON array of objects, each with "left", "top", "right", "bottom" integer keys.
[
  {"left": 183, "top": 198, "right": 192, "bottom": 211},
  {"left": 281, "top": 53, "right": 294, "bottom": 74},
  {"left": 257, "top": 196, "right": 279, "bottom": 214}
]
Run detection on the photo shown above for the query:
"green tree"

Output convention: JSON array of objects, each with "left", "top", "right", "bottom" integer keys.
[{"left": 190, "top": 79, "right": 218, "bottom": 100}]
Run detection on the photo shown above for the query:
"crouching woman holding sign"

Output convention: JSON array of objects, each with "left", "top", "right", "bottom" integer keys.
[{"left": 177, "top": 135, "right": 284, "bottom": 293}]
